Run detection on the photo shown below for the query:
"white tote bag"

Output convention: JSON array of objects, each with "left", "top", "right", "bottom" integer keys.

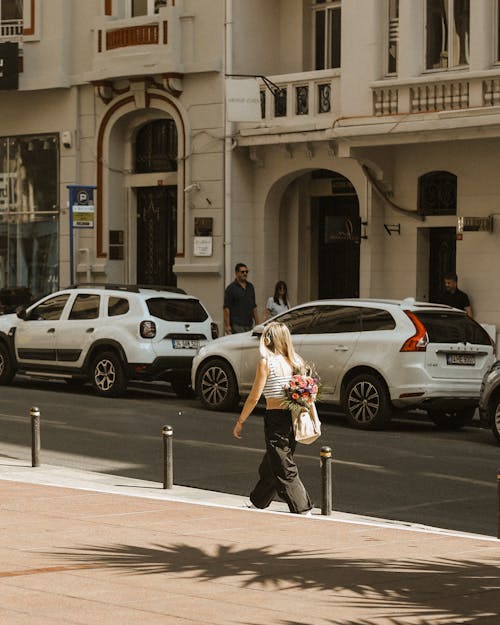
[{"left": 292, "top": 403, "right": 321, "bottom": 445}]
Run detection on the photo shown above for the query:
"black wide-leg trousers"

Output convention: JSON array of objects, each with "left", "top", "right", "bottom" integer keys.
[{"left": 249, "top": 409, "right": 312, "bottom": 514}]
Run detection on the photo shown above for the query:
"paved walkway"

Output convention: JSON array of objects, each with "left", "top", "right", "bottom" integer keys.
[{"left": 0, "top": 457, "right": 499, "bottom": 625}]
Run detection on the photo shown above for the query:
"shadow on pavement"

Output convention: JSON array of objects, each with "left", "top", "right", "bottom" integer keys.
[{"left": 49, "top": 541, "right": 500, "bottom": 624}]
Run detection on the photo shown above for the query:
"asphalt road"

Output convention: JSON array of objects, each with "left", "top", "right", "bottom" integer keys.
[{"left": 0, "top": 376, "right": 499, "bottom": 536}]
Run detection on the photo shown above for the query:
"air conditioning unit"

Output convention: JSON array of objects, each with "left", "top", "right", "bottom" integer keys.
[{"left": 457, "top": 216, "right": 493, "bottom": 233}]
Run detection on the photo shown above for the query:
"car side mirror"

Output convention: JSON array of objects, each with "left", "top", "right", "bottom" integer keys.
[
  {"left": 252, "top": 324, "right": 264, "bottom": 337},
  {"left": 16, "top": 306, "right": 28, "bottom": 320}
]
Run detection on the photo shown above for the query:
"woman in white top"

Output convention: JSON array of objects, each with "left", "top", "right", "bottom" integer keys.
[
  {"left": 232, "top": 321, "right": 312, "bottom": 514},
  {"left": 263, "top": 281, "right": 290, "bottom": 320}
]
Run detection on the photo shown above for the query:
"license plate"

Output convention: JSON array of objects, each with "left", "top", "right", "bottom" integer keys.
[
  {"left": 446, "top": 353, "right": 475, "bottom": 366},
  {"left": 172, "top": 339, "right": 199, "bottom": 349}
]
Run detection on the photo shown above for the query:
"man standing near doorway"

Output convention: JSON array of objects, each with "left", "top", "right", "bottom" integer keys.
[
  {"left": 438, "top": 272, "right": 473, "bottom": 318},
  {"left": 224, "top": 263, "right": 259, "bottom": 334}
]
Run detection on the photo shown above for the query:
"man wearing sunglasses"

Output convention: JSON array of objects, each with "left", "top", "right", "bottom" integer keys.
[{"left": 224, "top": 262, "right": 259, "bottom": 334}]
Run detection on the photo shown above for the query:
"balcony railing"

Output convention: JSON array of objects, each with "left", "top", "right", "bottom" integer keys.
[
  {"left": 237, "top": 69, "right": 340, "bottom": 137},
  {"left": 0, "top": 19, "right": 23, "bottom": 42},
  {"left": 372, "top": 72, "right": 500, "bottom": 116}
]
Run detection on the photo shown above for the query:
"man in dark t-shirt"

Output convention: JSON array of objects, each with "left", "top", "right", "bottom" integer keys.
[
  {"left": 438, "top": 272, "right": 473, "bottom": 317},
  {"left": 223, "top": 262, "right": 259, "bottom": 334}
]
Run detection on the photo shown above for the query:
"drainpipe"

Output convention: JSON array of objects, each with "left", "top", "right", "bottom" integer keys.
[{"left": 224, "top": 0, "right": 233, "bottom": 288}]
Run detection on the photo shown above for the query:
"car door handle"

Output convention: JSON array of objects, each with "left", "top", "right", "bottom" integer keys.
[
  {"left": 333, "top": 346, "right": 349, "bottom": 351},
  {"left": 47, "top": 328, "right": 55, "bottom": 334},
  {"left": 86, "top": 328, "right": 94, "bottom": 333}
]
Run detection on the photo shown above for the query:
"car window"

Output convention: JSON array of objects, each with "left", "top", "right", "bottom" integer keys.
[
  {"left": 68, "top": 294, "right": 100, "bottom": 320},
  {"left": 361, "top": 308, "right": 396, "bottom": 331},
  {"left": 146, "top": 297, "right": 208, "bottom": 322},
  {"left": 277, "top": 306, "right": 318, "bottom": 335},
  {"left": 29, "top": 294, "right": 70, "bottom": 321},
  {"left": 108, "top": 297, "right": 130, "bottom": 317},
  {"left": 310, "top": 306, "right": 361, "bottom": 334},
  {"left": 413, "top": 311, "right": 492, "bottom": 345}
]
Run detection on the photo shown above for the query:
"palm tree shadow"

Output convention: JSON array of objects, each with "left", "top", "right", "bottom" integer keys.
[{"left": 49, "top": 542, "right": 500, "bottom": 623}]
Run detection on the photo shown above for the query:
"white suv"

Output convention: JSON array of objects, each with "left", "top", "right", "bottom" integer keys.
[
  {"left": 0, "top": 285, "right": 217, "bottom": 397},
  {"left": 192, "top": 298, "right": 495, "bottom": 430}
]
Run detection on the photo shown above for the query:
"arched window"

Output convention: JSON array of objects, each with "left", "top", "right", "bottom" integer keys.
[
  {"left": 418, "top": 171, "right": 457, "bottom": 216},
  {"left": 135, "top": 119, "right": 177, "bottom": 173}
]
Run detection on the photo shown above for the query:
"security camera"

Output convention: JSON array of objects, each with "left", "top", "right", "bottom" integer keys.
[
  {"left": 184, "top": 183, "right": 201, "bottom": 193},
  {"left": 62, "top": 131, "right": 72, "bottom": 149}
]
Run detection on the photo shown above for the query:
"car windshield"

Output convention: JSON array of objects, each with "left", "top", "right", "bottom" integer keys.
[
  {"left": 413, "top": 311, "right": 492, "bottom": 345},
  {"left": 146, "top": 297, "right": 208, "bottom": 322}
]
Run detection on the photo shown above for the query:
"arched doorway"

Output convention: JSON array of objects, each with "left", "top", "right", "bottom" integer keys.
[
  {"left": 312, "top": 170, "right": 360, "bottom": 298},
  {"left": 134, "top": 119, "right": 178, "bottom": 287}
]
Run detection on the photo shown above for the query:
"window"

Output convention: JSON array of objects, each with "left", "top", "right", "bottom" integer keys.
[
  {"left": 135, "top": 119, "right": 177, "bottom": 173},
  {"left": 418, "top": 171, "right": 457, "bottom": 216},
  {"left": 313, "top": 0, "right": 341, "bottom": 70},
  {"left": 0, "top": 0, "right": 22, "bottom": 21},
  {"left": 311, "top": 306, "right": 361, "bottom": 334},
  {"left": 426, "top": 0, "right": 469, "bottom": 70},
  {"left": 414, "top": 312, "right": 492, "bottom": 345},
  {"left": 146, "top": 298, "right": 208, "bottom": 322},
  {"left": 278, "top": 306, "right": 318, "bottom": 335},
  {"left": 29, "top": 294, "right": 69, "bottom": 321},
  {"left": 131, "top": 0, "right": 166, "bottom": 17},
  {"left": 68, "top": 294, "right": 100, "bottom": 320},
  {"left": 108, "top": 297, "right": 130, "bottom": 317},
  {"left": 361, "top": 308, "right": 396, "bottom": 331},
  {"left": 387, "top": 0, "right": 399, "bottom": 75}
]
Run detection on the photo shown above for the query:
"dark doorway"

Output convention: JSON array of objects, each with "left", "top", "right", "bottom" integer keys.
[
  {"left": 136, "top": 186, "right": 177, "bottom": 287},
  {"left": 428, "top": 227, "right": 456, "bottom": 304},
  {"left": 315, "top": 191, "right": 360, "bottom": 299}
]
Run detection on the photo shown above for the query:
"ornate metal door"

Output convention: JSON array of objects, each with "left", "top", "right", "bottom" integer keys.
[{"left": 136, "top": 186, "right": 177, "bottom": 287}]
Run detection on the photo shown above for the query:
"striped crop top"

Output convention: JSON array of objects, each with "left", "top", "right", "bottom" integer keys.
[{"left": 262, "top": 354, "right": 293, "bottom": 399}]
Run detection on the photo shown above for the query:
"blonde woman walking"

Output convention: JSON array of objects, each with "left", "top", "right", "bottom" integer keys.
[{"left": 233, "top": 321, "right": 312, "bottom": 514}]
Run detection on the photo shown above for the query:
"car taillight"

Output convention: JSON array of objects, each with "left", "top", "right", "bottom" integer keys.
[
  {"left": 140, "top": 320, "right": 156, "bottom": 338},
  {"left": 211, "top": 322, "right": 219, "bottom": 339},
  {"left": 400, "top": 311, "right": 428, "bottom": 352}
]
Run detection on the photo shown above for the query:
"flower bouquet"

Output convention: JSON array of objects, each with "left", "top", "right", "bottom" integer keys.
[{"left": 282, "top": 370, "right": 321, "bottom": 444}]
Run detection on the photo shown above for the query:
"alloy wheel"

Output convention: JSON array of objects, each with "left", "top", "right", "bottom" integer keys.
[{"left": 347, "top": 380, "right": 380, "bottom": 424}]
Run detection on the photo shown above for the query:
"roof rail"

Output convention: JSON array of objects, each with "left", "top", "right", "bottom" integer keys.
[{"left": 65, "top": 283, "right": 187, "bottom": 295}]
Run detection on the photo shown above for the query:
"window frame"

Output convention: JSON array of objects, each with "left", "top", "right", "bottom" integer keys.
[
  {"left": 425, "top": 0, "right": 470, "bottom": 71},
  {"left": 312, "top": 0, "right": 341, "bottom": 71}
]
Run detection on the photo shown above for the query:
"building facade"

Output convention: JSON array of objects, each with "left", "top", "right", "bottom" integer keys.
[{"left": 1, "top": 0, "right": 500, "bottom": 341}]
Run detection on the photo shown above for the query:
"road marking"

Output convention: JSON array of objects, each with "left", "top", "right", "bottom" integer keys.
[{"left": 420, "top": 472, "right": 495, "bottom": 488}]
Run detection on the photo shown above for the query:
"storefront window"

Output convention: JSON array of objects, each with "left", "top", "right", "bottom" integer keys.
[{"left": 0, "top": 134, "right": 59, "bottom": 299}]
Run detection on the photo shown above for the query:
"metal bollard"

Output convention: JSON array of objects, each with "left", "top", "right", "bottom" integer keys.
[
  {"left": 30, "top": 406, "right": 41, "bottom": 467},
  {"left": 162, "top": 425, "right": 173, "bottom": 489},
  {"left": 497, "top": 468, "right": 500, "bottom": 540},
  {"left": 320, "top": 446, "right": 332, "bottom": 516}
]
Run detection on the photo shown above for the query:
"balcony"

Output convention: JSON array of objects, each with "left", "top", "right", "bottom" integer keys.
[
  {"left": 0, "top": 19, "right": 23, "bottom": 42},
  {"left": 372, "top": 71, "right": 500, "bottom": 116},
  {"left": 236, "top": 69, "right": 340, "bottom": 145},
  {"left": 90, "top": 7, "right": 182, "bottom": 82}
]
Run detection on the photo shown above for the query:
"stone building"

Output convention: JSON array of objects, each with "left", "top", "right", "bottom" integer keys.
[{"left": 1, "top": 0, "right": 500, "bottom": 341}]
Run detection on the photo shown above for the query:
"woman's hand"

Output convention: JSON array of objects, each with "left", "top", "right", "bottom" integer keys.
[{"left": 233, "top": 420, "right": 243, "bottom": 439}]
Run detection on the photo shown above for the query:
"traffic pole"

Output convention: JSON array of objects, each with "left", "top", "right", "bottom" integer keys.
[
  {"left": 30, "top": 406, "right": 41, "bottom": 467},
  {"left": 162, "top": 425, "right": 173, "bottom": 489},
  {"left": 320, "top": 446, "right": 332, "bottom": 516}
]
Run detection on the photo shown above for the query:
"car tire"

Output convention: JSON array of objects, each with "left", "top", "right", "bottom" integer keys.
[
  {"left": 171, "top": 375, "right": 195, "bottom": 399},
  {"left": 343, "top": 373, "right": 392, "bottom": 430},
  {"left": 491, "top": 400, "right": 500, "bottom": 443},
  {"left": 428, "top": 407, "right": 475, "bottom": 430},
  {"left": 196, "top": 358, "right": 239, "bottom": 411},
  {"left": 90, "top": 351, "right": 128, "bottom": 397},
  {"left": 0, "top": 343, "right": 14, "bottom": 385}
]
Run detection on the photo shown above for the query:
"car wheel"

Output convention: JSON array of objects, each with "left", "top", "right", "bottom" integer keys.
[
  {"left": 428, "top": 408, "right": 474, "bottom": 430},
  {"left": 197, "top": 358, "right": 239, "bottom": 411},
  {"left": 492, "top": 401, "right": 500, "bottom": 443},
  {"left": 171, "top": 375, "right": 195, "bottom": 399},
  {"left": 0, "top": 343, "right": 14, "bottom": 385},
  {"left": 343, "top": 373, "right": 392, "bottom": 430},
  {"left": 90, "top": 351, "right": 128, "bottom": 397}
]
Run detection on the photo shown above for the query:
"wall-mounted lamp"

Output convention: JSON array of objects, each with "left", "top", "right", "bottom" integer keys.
[{"left": 384, "top": 223, "right": 400, "bottom": 236}]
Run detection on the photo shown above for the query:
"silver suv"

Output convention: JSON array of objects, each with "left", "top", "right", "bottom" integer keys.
[
  {"left": 0, "top": 284, "right": 217, "bottom": 397},
  {"left": 478, "top": 362, "right": 500, "bottom": 443}
]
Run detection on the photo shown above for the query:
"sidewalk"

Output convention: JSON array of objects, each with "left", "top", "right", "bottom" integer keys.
[{"left": 0, "top": 457, "right": 499, "bottom": 625}]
